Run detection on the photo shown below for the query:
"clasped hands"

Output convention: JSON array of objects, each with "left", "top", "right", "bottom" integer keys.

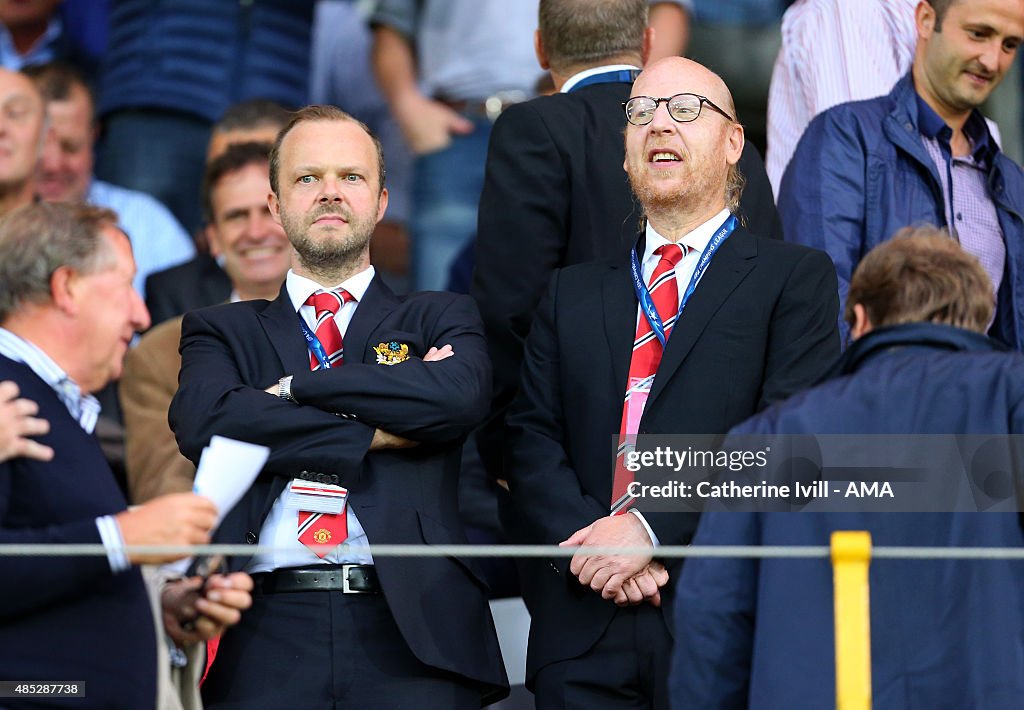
[{"left": 560, "top": 513, "right": 668, "bottom": 607}]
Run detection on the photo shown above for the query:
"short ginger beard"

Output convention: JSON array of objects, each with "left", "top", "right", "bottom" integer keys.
[
  {"left": 627, "top": 163, "right": 725, "bottom": 227},
  {"left": 282, "top": 204, "right": 378, "bottom": 284}
]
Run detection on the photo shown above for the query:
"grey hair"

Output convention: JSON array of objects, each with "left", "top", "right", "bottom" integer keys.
[{"left": 0, "top": 202, "right": 121, "bottom": 322}]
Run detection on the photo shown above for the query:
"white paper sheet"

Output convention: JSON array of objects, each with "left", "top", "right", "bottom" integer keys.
[{"left": 163, "top": 435, "right": 270, "bottom": 575}]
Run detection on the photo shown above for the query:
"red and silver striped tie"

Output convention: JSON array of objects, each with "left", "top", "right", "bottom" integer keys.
[
  {"left": 610, "top": 244, "right": 685, "bottom": 514},
  {"left": 298, "top": 289, "right": 353, "bottom": 556}
]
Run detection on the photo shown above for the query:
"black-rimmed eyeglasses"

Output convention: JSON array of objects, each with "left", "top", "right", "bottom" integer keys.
[{"left": 622, "top": 93, "right": 735, "bottom": 126}]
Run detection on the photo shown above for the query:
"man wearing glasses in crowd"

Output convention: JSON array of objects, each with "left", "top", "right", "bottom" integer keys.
[{"left": 502, "top": 56, "right": 839, "bottom": 708}]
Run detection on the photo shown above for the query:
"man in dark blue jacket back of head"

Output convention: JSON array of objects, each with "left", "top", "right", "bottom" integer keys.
[{"left": 674, "top": 228, "right": 1024, "bottom": 710}]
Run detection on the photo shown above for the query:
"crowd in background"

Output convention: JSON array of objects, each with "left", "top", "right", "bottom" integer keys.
[{"left": 2, "top": 1, "right": 1024, "bottom": 708}]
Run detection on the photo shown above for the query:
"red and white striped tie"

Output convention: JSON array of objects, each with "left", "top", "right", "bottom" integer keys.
[
  {"left": 610, "top": 244, "right": 686, "bottom": 514},
  {"left": 298, "top": 289, "right": 352, "bottom": 556},
  {"left": 305, "top": 290, "right": 352, "bottom": 370}
]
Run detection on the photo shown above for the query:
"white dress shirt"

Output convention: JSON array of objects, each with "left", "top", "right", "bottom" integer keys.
[{"left": 638, "top": 208, "right": 733, "bottom": 316}]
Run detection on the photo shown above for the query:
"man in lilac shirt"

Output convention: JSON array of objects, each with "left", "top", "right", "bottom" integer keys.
[{"left": 778, "top": 0, "right": 1024, "bottom": 349}]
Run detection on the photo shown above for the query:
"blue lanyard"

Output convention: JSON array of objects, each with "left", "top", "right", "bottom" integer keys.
[
  {"left": 630, "top": 215, "right": 736, "bottom": 347},
  {"left": 567, "top": 69, "right": 639, "bottom": 92},
  {"left": 299, "top": 316, "right": 332, "bottom": 369}
]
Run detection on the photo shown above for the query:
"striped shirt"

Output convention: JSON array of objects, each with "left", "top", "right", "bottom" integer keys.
[
  {"left": 0, "top": 328, "right": 100, "bottom": 434},
  {"left": 766, "top": 0, "right": 918, "bottom": 196},
  {"left": 0, "top": 328, "right": 129, "bottom": 572}
]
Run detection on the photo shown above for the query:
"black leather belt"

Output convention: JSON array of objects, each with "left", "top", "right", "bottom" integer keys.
[
  {"left": 253, "top": 565, "right": 380, "bottom": 594},
  {"left": 435, "top": 91, "right": 526, "bottom": 122}
]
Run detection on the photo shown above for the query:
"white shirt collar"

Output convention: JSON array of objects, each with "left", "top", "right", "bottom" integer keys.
[
  {"left": 560, "top": 64, "right": 641, "bottom": 93},
  {"left": 642, "top": 208, "right": 732, "bottom": 263},
  {"left": 285, "top": 266, "right": 376, "bottom": 313}
]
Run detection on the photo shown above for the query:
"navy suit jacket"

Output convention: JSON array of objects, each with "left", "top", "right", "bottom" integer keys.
[
  {"left": 0, "top": 356, "right": 156, "bottom": 709},
  {"left": 169, "top": 276, "right": 509, "bottom": 703},
  {"left": 503, "top": 225, "right": 840, "bottom": 683}
]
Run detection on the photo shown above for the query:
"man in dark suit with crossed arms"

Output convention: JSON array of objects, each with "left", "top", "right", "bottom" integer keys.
[
  {"left": 170, "top": 106, "right": 507, "bottom": 708},
  {"left": 473, "top": 0, "right": 782, "bottom": 475},
  {"left": 503, "top": 56, "right": 840, "bottom": 707}
]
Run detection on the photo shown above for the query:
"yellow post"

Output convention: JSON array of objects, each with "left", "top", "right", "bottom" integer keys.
[{"left": 831, "top": 530, "right": 872, "bottom": 710}]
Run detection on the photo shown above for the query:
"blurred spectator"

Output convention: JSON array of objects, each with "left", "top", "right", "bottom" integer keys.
[
  {"left": 0, "top": 0, "right": 99, "bottom": 80},
  {"left": 0, "top": 67, "right": 44, "bottom": 216},
  {"left": 313, "top": 0, "right": 413, "bottom": 291},
  {"left": 95, "top": 0, "right": 314, "bottom": 234},
  {"left": 767, "top": 0, "right": 921, "bottom": 196},
  {"left": 647, "top": 0, "right": 691, "bottom": 60},
  {"left": 144, "top": 99, "right": 290, "bottom": 327},
  {"left": 26, "top": 62, "right": 194, "bottom": 299},
  {"left": 0, "top": 200, "right": 224, "bottom": 708},
  {"left": 371, "top": 0, "right": 691, "bottom": 291},
  {"left": 769, "top": 0, "right": 1021, "bottom": 196},
  {"left": 370, "top": 0, "right": 542, "bottom": 291},
  {"left": 674, "top": 229, "right": 1024, "bottom": 709},
  {"left": 778, "top": 0, "right": 1024, "bottom": 349},
  {"left": 686, "top": 0, "right": 788, "bottom": 154},
  {"left": 122, "top": 142, "right": 289, "bottom": 504},
  {"left": 205, "top": 98, "right": 290, "bottom": 162}
]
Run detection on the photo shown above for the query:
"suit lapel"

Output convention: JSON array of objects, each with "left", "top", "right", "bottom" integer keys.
[
  {"left": 343, "top": 276, "right": 399, "bottom": 364},
  {"left": 647, "top": 227, "right": 757, "bottom": 408},
  {"left": 602, "top": 263, "right": 639, "bottom": 398},
  {"left": 259, "top": 285, "right": 310, "bottom": 373}
]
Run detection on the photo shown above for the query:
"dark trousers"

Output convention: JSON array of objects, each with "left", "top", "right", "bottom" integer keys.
[
  {"left": 202, "top": 588, "right": 479, "bottom": 709},
  {"left": 533, "top": 604, "right": 672, "bottom": 710}
]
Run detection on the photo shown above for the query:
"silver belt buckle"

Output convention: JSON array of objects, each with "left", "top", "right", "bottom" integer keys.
[
  {"left": 341, "top": 563, "right": 359, "bottom": 593},
  {"left": 485, "top": 90, "right": 527, "bottom": 122}
]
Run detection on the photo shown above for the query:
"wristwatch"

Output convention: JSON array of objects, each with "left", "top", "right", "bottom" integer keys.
[{"left": 277, "top": 375, "right": 295, "bottom": 402}]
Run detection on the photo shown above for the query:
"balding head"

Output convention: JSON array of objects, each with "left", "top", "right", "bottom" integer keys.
[
  {"left": 623, "top": 57, "right": 744, "bottom": 238},
  {"left": 632, "top": 57, "right": 737, "bottom": 121},
  {"left": 0, "top": 69, "right": 45, "bottom": 206}
]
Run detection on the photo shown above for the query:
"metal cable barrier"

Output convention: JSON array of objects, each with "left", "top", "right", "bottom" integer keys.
[{"left": 6, "top": 536, "right": 1024, "bottom": 709}]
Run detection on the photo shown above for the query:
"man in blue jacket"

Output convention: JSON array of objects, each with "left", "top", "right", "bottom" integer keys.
[
  {"left": 778, "top": 0, "right": 1024, "bottom": 349},
  {"left": 672, "top": 227, "right": 1024, "bottom": 709}
]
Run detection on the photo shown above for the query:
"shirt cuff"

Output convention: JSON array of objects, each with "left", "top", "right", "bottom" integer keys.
[
  {"left": 629, "top": 509, "right": 660, "bottom": 547},
  {"left": 96, "top": 515, "right": 130, "bottom": 573}
]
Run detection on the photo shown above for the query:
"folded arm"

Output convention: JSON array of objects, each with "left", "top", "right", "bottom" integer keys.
[
  {"left": 170, "top": 309, "right": 376, "bottom": 482},
  {"left": 286, "top": 295, "right": 492, "bottom": 444}
]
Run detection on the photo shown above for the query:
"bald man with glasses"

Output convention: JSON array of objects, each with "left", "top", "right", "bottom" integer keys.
[{"left": 502, "top": 56, "right": 840, "bottom": 709}]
